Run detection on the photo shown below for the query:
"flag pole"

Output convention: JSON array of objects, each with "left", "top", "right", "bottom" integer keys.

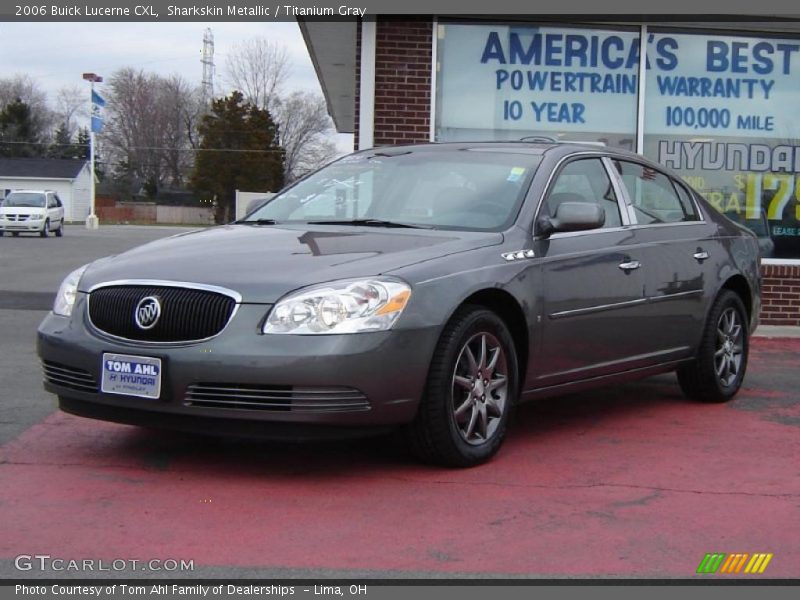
[{"left": 83, "top": 73, "right": 102, "bottom": 230}]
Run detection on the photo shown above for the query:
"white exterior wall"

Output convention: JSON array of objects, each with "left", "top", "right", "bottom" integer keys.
[{"left": 70, "top": 165, "right": 91, "bottom": 221}]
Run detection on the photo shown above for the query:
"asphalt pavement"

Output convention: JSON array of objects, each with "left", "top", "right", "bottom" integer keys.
[{"left": 0, "top": 224, "right": 798, "bottom": 580}]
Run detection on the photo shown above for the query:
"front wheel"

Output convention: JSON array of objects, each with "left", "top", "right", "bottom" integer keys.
[
  {"left": 677, "top": 290, "right": 749, "bottom": 402},
  {"left": 55, "top": 221, "right": 64, "bottom": 237},
  {"left": 40, "top": 220, "right": 50, "bottom": 238},
  {"left": 406, "top": 306, "right": 519, "bottom": 467}
]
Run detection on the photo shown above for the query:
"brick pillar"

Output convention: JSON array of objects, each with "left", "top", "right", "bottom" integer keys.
[
  {"left": 370, "top": 19, "right": 433, "bottom": 146},
  {"left": 760, "top": 264, "right": 800, "bottom": 326}
]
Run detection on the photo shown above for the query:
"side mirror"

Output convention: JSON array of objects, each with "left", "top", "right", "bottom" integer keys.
[{"left": 538, "top": 202, "right": 605, "bottom": 236}]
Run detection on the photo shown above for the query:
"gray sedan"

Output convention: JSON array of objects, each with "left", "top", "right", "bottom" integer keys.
[{"left": 37, "top": 142, "right": 761, "bottom": 466}]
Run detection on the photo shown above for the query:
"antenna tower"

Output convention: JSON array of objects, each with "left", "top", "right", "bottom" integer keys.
[{"left": 201, "top": 28, "right": 215, "bottom": 107}]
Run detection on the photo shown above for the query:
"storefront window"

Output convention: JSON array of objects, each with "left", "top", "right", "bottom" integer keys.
[
  {"left": 433, "top": 22, "right": 800, "bottom": 259},
  {"left": 644, "top": 30, "right": 800, "bottom": 258},
  {"left": 435, "top": 23, "right": 639, "bottom": 149}
]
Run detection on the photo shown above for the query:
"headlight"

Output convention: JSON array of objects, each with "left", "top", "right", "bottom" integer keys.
[
  {"left": 53, "top": 265, "right": 89, "bottom": 317},
  {"left": 263, "top": 278, "right": 412, "bottom": 335},
  {"left": 28, "top": 214, "right": 43, "bottom": 220}
]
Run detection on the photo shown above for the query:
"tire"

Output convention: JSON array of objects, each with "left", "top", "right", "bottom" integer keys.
[
  {"left": 40, "top": 220, "right": 50, "bottom": 238},
  {"left": 406, "top": 306, "right": 519, "bottom": 467},
  {"left": 11, "top": 232, "right": 19, "bottom": 237},
  {"left": 55, "top": 221, "right": 64, "bottom": 237},
  {"left": 677, "top": 290, "right": 749, "bottom": 403}
]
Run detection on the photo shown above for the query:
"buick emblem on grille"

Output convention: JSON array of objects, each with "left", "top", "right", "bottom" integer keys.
[{"left": 134, "top": 296, "right": 162, "bottom": 330}]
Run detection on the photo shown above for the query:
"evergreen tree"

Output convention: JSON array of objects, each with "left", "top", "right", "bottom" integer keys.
[
  {"left": 191, "top": 91, "right": 284, "bottom": 223},
  {"left": 75, "top": 127, "right": 90, "bottom": 160},
  {"left": 48, "top": 122, "right": 73, "bottom": 159},
  {"left": 0, "top": 98, "right": 42, "bottom": 157}
]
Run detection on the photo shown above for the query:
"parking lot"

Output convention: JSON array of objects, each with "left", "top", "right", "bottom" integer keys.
[{"left": 0, "top": 224, "right": 798, "bottom": 579}]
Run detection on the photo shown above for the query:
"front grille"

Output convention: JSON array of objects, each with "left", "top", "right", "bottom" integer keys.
[
  {"left": 185, "top": 383, "right": 370, "bottom": 413},
  {"left": 88, "top": 285, "right": 237, "bottom": 342},
  {"left": 42, "top": 361, "right": 98, "bottom": 393},
  {"left": 5, "top": 215, "right": 31, "bottom": 222}
]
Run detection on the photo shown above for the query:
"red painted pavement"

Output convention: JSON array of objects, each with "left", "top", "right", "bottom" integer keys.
[{"left": 1, "top": 338, "right": 798, "bottom": 577}]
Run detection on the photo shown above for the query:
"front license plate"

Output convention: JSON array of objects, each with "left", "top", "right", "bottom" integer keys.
[{"left": 101, "top": 353, "right": 162, "bottom": 399}]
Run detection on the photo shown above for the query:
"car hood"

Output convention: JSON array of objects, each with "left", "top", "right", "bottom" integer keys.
[{"left": 79, "top": 224, "right": 503, "bottom": 303}]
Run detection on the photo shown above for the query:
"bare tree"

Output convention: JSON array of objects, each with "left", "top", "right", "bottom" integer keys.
[
  {"left": 273, "top": 91, "right": 338, "bottom": 181},
  {"left": 0, "top": 74, "right": 54, "bottom": 141},
  {"left": 159, "top": 75, "right": 203, "bottom": 186},
  {"left": 54, "top": 85, "right": 87, "bottom": 136},
  {"left": 224, "top": 38, "right": 338, "bottom": 181},
  {"left": 224, "top": 38, "right": 291, "bottom": 111},
  {"left": 100, "top": 68, "right": 201, "bottom": 194}
]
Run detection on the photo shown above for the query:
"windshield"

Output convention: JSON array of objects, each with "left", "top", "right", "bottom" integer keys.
[
  {"left": 243, "top": 149, "right": 541, "bottom": 231},
  {"left": 3, "top": 193, "right": 46, "bottom": 208}
]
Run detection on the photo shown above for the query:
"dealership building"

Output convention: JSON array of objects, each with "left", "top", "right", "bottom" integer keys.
[{"left": 300, "top": 16, "right": 800, "bottom": 325}]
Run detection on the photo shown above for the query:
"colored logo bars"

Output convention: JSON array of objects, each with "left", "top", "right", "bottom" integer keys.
[{"left": 696, "top": 553, "right": 773, "bottom": 574}]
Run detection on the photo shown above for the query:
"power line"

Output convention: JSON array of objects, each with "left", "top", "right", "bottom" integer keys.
[{"left": 0, "top": 140, "right": 283, "bottom": 153}]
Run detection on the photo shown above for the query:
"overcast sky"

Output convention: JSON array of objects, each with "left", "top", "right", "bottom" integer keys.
[{"left": 0, "top": 21, "right": 354, "bottom": 152}]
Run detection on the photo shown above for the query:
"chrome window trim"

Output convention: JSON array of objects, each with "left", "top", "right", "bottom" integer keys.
[
  {"left": 85, "top": 280, "right": 243, "bottom": 347},
  {"left": 601, "top": 156, "right": 633, "bottom": 226},
  {"left": 617, "top": 221, "right": 709, "bottom": 232},
  {"left": 546, "top": 225, "right": 631, "bottom": 241}
]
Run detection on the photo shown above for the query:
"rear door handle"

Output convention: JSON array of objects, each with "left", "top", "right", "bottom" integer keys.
[
  {"left": 618, "top": 260, "right": 641, "bottom": 271},
  {"left": 693, "top": 250, "right": 709, "bottom": 262}
]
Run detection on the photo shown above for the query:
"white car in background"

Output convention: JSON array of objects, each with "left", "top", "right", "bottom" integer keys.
[{"left": 0, "top": 190, "right": 65, "bottom": 238}]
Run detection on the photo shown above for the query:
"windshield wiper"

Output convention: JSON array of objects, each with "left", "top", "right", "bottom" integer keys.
[
  {"left": 307, "top": 219, "right": 431, "bottom": 229},
  {"left": 236, "top": 218, "right": 279, "bottom": 225}
]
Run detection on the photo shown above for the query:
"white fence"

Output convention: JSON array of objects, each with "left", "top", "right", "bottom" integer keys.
[
  {"left": 156, "top": 205, "right": 215, "bottom": 225},
  {"left": 235, "top": 190, "right": 275, "bottom": 221}
]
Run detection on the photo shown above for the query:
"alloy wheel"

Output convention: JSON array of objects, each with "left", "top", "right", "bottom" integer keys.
[
  {"left": 451, "top": 332, "right": 509, "bottom": 445},
  {"left": 715, "top": 307, "right": 743, "bottom": 387}
]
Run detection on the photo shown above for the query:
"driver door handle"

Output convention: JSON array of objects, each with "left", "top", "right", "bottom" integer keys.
[
  {"left": 618, "top": 260, "right": 641, "bottom": 271},
  {"left": 693, "top": 250, "right": 710, "bottom": 261}
]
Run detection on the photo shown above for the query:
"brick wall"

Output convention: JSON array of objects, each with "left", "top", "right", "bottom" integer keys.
[
  {"left": 357, "top": 18, "right": 432, "bottom": 149},
  {"left": 761, "top": 264, "right": 800, "bottom": 326}
]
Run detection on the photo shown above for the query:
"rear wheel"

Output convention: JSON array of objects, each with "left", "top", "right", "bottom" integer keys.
[
  {"left": 40, "top": 220, "right": 50, "bottom": 238},
  {"left": 677, "top": 290, "right": 749, "bottom": 402},
  {"left": 406, "top": 306, "right": 519, "bottom": 467}
]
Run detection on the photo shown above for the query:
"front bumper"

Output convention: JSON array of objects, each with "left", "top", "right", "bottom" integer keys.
[
  {"left": 37, "top": 295, "right": 440, "bottom": 439},
  {"left": 0, "top": 219, "right": 45, "bottom": 232}
]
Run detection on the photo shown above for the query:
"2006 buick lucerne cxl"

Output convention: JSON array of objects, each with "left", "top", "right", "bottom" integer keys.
[{"left": 37, "top": 142, "right": 761, "bottom": 467}]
